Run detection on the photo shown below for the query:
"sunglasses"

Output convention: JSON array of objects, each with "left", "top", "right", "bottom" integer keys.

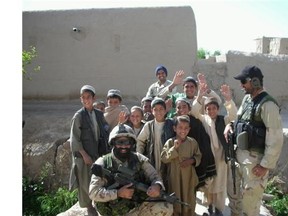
[
  {"left": 240, "top": 78, "right": 251, "bottom": 84},
  {"left": 114, "top": 139, "right": 132, "bottom": 146}
]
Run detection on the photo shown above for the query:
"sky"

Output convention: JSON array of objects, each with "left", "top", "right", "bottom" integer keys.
[{"left": 21, "top": 0, "right": 288, "bottom": 54}]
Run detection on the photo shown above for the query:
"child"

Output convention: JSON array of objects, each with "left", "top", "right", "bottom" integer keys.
[
  {"left": 161, "top": 115, "right": 202, "bottom": 216},
  {"left": 145, "top": 65, "right": 178, "bottom": 98},
  {"left": 165, "top": 74, "right": 222, "bottom": 118},
  {"left": 136, "top": 98, "right": 175, "bottom": 180},
  {"left": 104, "top": 89, "right": 129, "bottom": 132},
  {"left": 174, "top": 97, "right": 216, "bottom": 190},
  {"left": 93, "top": 100, "right": 105, "bottom": 112},
  {"left": 191, "top": 83, "right": 237, "bottom": 216},
  {"left": 141, "top": 96, "right": 154, "bottom": 122},
  {"left": 69, "top": 85, "right": 109, "bottom": 216},
  {"left": 127, "top": 106, "right": 145, "bottom": 137}
]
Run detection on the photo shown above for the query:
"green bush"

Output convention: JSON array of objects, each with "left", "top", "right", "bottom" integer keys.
[
  {"left": 23, "top": 162, "right": 77, "bottom": 215},
  {"left": 264, "top": 176, "right": 288, "bottom": 216},
  {"left": 23, "top": 176, "right": 77, "bottom": 216},
  {"left": 37, "top": 188, "right": 78, "bottom": 216},
  {"left": 22, "top": 46, "right": 40, "bottom": 80},
  {"left": 23, "top": 176, "right": 45, "bottom": 215}
]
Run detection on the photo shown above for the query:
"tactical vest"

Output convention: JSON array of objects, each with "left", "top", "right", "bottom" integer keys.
[
  {"left": 235, "top": 92, "right": 279, "bottom": 153},
  {"left": 96, "top": 153, "right": 149, "bottom": 216}
]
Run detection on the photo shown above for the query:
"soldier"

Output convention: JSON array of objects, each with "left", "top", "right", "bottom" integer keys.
[
  {"left": 224, "top": 65, "right": 284, "bottom": 216},
  {"left": 89, "top": 124, "right": 173, "bottom": 216}
]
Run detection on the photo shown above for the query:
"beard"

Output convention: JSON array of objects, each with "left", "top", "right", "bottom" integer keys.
[{"left": 113, "top": 146, "right": 132, "bottom": 161}]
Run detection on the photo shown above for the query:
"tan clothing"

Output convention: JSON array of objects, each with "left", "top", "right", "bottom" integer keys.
[
  {"left": 136, "top": 120, "right": 164, "bottom": 175},
  {"left": 161, "top": 137, "right": 202, "bottom": 216},
  {"left": 146, "top": 79, "right": 176, "bottom": 99},
  {"left": 233, "top": 95, "right": 283, "bottom": 216},
  {"left": 192, "top": 100, "right": 237, "bottom": 211},
  {"left": 104, "top": 105, "right": 129, "bottom": 132}
]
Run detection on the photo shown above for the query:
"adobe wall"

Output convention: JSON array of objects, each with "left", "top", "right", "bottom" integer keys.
[
  {"left": 196, "top": 51, "right": 288, "bottom": 107},
  {"left": 23, "top": 7, "right": 197, "bottom": 100}
]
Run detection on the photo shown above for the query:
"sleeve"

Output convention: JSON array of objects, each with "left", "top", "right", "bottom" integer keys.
[
  {"left": 161, "top": 138, "right": 179, "bottom": 163},
  {"left": 70, "top": 112, "right": 83, "bottom": 152},
  {"left": 193, "top": 140, "right": 202, "bottom": 167},
  {"left": 136, "top": 122, "right": 150, "bottom": 154},
  {"left": 156, "top": 82, "right": 177, "bottom": 99},
  {"left": 146, "top": 83, "right": 154, "bottom": 98},
  {"left": 224, "top": 100, "right": 238, "bottom": 124},
  {"left": 89, "top": 157, "right": 118, "bottom": 202},
  {"left": 137, "top": 153, "right": 165, "bottom": 190},
  {"left": 259, "top": 101, "right": 284, "bottom": 169},
  {"left": 190, "top": 100, "right": 205, "bottom": 122}
]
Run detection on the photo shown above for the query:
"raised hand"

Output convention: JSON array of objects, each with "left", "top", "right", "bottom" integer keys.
[
  {"left": 198, "top": 82, "right": 209, "bottom": 97},
  {"left": 118, "top": 111, "right": 128, "bottom": 124},
  {"left": 172, "top": 70, "right": 185, "bottom": 86},
  {"left": 220, "top": 84, "right": 232, "bottom": 101},
  {"left": 197, "top": 73, "right": 207, "bottom": 85}
]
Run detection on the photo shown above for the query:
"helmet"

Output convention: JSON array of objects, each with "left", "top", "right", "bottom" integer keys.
[{"left": 108, "top": 124, "right": 137, "bottom": 146}]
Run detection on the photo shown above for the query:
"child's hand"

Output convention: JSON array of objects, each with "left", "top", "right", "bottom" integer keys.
[
  {"left": 197, "top": 73, "right": 207, "bottom": 85},
  {"left": 220, "top": 84, "right": 232, "bottom": 101},
  {"left": 180, "top": 157, "right": 195, "bottom": 168},
  {"left": 118, "top": 111, "right": 128, "bottom": 124},
  {"left": 165, "top": 98, "right": 173, "bottom": 112},
  {"left": 174, "top": 139, "right": 181, "bottom": 149},
  {"left": 172, "top": 70, "right": 185, "bottom": 86},
  {"left": 198, "top": 82, "right": 208, "bottom": 97}
]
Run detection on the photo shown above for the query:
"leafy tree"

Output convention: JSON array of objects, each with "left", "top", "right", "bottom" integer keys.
[
  {"left": 197, "top": 48, "right": 208, "bottom": 59},
  {"left": 197, "top": 48, "right": 222, "bottom": 59},
  {"left": 22, "top": 46, "right": 40, "bottom": 80},
  {"left": 212, "top": 50, "right": 221, "bottom": 56}
]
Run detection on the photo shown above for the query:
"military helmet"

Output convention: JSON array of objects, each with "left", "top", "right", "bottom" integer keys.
[{"left": 108, "top": 124, "right": 137, "bottom": 146}]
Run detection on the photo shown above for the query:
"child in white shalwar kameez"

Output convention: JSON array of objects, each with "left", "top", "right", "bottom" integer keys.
[{"left": 191, "top": 83, "right": 237, "bottom": 216}]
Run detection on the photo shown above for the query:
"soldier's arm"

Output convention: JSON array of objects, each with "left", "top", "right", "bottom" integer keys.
[
  {"left": 137, "top": 153, "right": 165, "bottom": 191},
  {"left": 136, "top": 123, "right": 150, "bottom": 154},
  {"left": 89, "top": 158, "right": 118, "bottom": 202},
  {"left": 260, "top": 101, "right": 284, "bottom": 169}
]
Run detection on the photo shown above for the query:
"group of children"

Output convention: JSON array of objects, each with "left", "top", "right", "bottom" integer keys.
[{"left": 70, "top": 65, "right": 238, "bottom": 216}]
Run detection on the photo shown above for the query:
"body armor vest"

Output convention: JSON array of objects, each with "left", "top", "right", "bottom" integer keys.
[
  {"left": 96, "top": 153, "right": 149, "bottom": 216},
  {"left": 235, "top": 92, "right": 278, "bottom": 153}
]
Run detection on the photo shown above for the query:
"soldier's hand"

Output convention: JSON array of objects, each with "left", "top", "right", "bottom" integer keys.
[
  {"left": 224, "top": 123, "right": 234, "bottom": 143},
  {"left": 147, "top": 184, "right": 161, "bottom": 198},
  {"left": 117, "top": 183, "right": 134, "bottom": 199},
  {"left": 252, "top": 164, "right": 268, "bottom": 178}
]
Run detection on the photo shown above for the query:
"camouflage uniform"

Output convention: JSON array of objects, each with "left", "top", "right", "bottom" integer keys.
[{"left": 89, "top": 150, "right": 173, "bottom": 216}]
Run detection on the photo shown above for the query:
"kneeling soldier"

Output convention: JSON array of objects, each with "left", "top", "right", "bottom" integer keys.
[{"left": 89, "top": 124, "right": 173, "bottom": 216}]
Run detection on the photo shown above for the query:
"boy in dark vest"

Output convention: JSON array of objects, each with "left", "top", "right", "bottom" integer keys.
[
  {"left": 69, "top": 85, "right": 109, "bottom": 216},
  {"left": 192, "top": 83, "right": 237, "bottom": 216}
]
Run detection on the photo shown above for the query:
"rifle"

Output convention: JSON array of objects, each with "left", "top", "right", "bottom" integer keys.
[
  {"left": 91, "top": 164, "right": 191, "bottom": 207},
  {"left": 227, "top": 131, "right": 237, "bottom": 194}
]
